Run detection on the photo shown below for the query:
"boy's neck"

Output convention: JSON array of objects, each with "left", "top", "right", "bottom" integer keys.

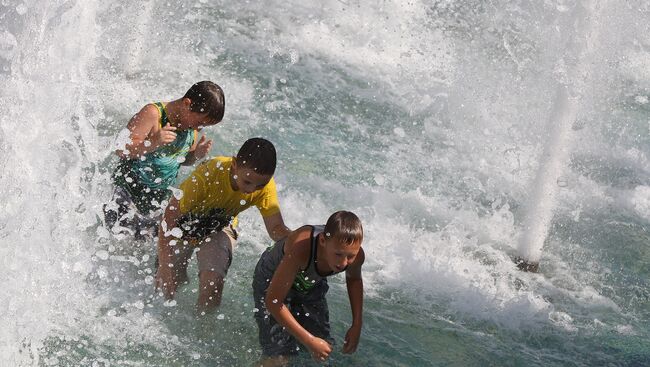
[
  {"left": 163, "top": 99, "right": 183, "bottom": 127},
  {"left": 315, "top": 236, "right": 333, "bottom": 276},
  {"left": 229, "top": 167, "right": 239, "bottom": 192}
]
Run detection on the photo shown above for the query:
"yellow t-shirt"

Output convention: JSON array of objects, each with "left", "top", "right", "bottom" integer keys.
[{"left": 178, "top": 156, "right": 280, "bottom": 229}]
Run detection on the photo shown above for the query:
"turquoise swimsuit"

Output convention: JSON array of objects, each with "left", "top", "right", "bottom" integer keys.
[{"left": 114, "top": 102, "right": 195, "bottom": 214}]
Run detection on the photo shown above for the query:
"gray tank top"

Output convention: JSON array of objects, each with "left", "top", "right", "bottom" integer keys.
[{"left": 260, "top": 225, "right": 331, "bottom": 294}]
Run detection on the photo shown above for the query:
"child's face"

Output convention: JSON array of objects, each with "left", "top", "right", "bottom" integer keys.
[
  {"left": 179, "top": 98, "right": 220, "bottom": 129},
  {"left": 320, "top": 234, "right": 362, "bottom": 273},
  {"left": 181, "top": 110, "right": 219, "bottom": 130},
  {"left": 230, "top": 164, "right": 272, "bottom": 194}
]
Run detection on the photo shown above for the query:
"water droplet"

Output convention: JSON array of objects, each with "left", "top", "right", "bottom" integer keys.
[
  {"left": 163, "top": 300, "right": 177, "bottom": 307},
  {"left": 95, "top": 250, "right": 110, "bottom": 260},
  {"left": 374, "top": 175, "right": 385, "bottom": 185},
  {"left": 171, "top": 227, "right": 183, "bottom": 238},
  {"left": 15, "top": 4, "right": 28, "bottom": 15}
]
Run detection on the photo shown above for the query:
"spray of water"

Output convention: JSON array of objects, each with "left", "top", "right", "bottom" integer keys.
[{"left": 516, "top": 0, "right": 610, "bottom": 270}]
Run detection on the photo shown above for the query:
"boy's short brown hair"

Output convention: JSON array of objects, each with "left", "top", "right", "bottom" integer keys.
[
  {"left": 324, "top": 211, "right": 363, "bottom": 246},
  {"left": 236, "top": 138, "right": 277, "bottom": 175},
  {"left": 184, "top": 81, "right": 225, "bottom": 123}
]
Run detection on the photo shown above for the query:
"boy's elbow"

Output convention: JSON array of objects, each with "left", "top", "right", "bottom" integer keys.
[{"left": 264, "top": 295, "right": 282, "bottom": 313}]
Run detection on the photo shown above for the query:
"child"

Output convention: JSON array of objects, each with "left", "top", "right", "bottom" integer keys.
[
  {"left": 104, "top": 81, "right": 225, "bottom": 237},
  {"left": 155, "top": 138, "right": 292, "bottom": 312},
  {"left": 252, "top": 211, "right": 365, "bottom": 365}
]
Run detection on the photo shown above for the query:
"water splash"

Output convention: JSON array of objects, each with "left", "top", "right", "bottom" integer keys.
[{"left": 516, "top": 0, "right": 610, "bottom": 270}]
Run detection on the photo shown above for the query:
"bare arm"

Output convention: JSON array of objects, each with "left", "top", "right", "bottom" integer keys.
[
  {"left": 262, "top": 212, "right": 291, "bottom": 242},
  {"left": 116, "top": 104, "right": 176, "bottom": 159},
  {"left": 182, "top": 130, "right": 210, "bottom": 166},
  {"left": 265, "top": 229, "right": 332, "bottom": 361},
  {"left": 343, "top": 247, "right": 365, "bottom": 354}
]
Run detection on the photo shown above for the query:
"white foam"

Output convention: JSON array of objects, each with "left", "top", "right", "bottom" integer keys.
[{"left": 631, "top": 185, "right": 650, "bottom": 221}]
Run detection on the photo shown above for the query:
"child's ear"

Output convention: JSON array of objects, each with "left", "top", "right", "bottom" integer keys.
[{"left": 182, "top": 97, "right": 192, "bottom": 108}]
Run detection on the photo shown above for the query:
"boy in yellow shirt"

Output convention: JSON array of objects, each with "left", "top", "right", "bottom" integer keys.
[{"left": 155, "top": 138, "right": 291, "bottom": 312}]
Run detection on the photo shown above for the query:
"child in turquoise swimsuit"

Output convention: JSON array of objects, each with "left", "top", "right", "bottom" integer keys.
[{"left": 104, "top": 81, "right": 225, "bottom": 238}]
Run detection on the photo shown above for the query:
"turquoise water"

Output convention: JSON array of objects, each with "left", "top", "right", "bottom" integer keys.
[{"left": 1, "top": 0, "right": 649, "bottom": 366}]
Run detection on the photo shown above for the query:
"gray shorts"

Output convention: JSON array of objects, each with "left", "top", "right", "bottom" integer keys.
[
  {"left": 172, "top": 226, "right": 238, "bottom": 278},
  {"left": 252, "top": 275, "right": 333, "bottom": 356}
]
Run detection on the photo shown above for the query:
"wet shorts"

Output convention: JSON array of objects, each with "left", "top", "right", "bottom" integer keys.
[
  {"left": 171, "top": 226, "right": 238, "bottom": 278},
  {"left": 252, "top": 277, "right": 333, "bottom": 356},
  {"left": 103, "top": 186, "right": 159, "bottom": 239}
]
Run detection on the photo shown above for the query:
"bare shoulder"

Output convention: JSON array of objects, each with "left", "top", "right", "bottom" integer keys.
[
  {"left": 127, "top": 104, "right": 160, "bottom": 129},
  {"left": 284, "top": 225, "right": 314, "bottom": 268},
  {"left": 355, "top": 246, "right": 365, "bottom": 265},
  {"left": 345, "top": 246, "right": 365, "bottom": 278}
]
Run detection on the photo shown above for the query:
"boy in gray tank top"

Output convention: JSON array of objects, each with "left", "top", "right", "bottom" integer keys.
[{"left": 252, "top": 211, "right": 365, "bottom": 365}]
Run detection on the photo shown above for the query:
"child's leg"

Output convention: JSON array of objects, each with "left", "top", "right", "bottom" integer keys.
[
  {"left": 195, "top": 227, "right": 237, "bottom": 312},
  {"left": 172, "top": 242, "right": 194, "bottom": 285},
  {"left": 155, "top": 241, "right": 194, "bottom": 285}
]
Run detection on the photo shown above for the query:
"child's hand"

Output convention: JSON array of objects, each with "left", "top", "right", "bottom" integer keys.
[
  {"left": 152, "top": 123, "right": 177, "bottom": 147},
  {"left": 342, "top": 324, "right": 361, "bottom": 354},
  {"left": 307, "top": 337, "right": 332, "bottom": 362},
  {"left": 154, "top": 264, "right": 177, "bottom": 299},
  {"left": 193, "top": 134, "right": 213, "bottom": 159}
]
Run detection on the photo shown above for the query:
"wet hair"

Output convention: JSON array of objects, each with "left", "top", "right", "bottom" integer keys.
[
  {"left": 236, "top": 138, "right": 277, "bottom": 175},
  {"left": 324, "top": 211, "right": 363, "bottom": 246},
  {"left": 183, "top": 81, "right": 225, "bottom": 123}
]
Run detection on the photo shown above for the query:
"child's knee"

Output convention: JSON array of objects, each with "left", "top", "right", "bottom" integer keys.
[
  {"left": 197, "top": 271, "right": 225, "bottom": 310},
  {"left": 198, "top": 271, "right": 225, "bottom": 293}
]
